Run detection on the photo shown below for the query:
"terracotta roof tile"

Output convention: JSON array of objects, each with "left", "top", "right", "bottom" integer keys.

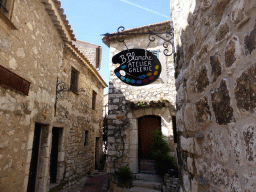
[{"left": 51, "top": 0, "right": 76, "bottom": 41}]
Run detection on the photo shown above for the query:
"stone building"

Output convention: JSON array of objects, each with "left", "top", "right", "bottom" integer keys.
[
  {"left": 72, "top": 40, "right": 102, "bottom": 70},
  {"left": 0, "top": 0, "right": 107, "bottom": 192},
  {"left": 171, "top": 0, "right": 256, "bottom": 191},
  {"left": 102, "top": 21, "right": 176, "bottom": 174}
]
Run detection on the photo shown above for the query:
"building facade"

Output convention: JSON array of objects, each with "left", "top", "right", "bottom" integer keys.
[
  {"left": 171, "top": 0, "right": 256, "bottom": 191},
  {"left": 102, "top": 21, "right": 176, "bottom": 174},
  {"left": 0, "top": 0, "right": 107, "bottom": 192},
  {"left": 72, "top": 40, "right": 102, "bottom": 70}
]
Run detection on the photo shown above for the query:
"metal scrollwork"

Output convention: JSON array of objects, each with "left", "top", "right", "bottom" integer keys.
[
  {"left": 54, "top": 77, "right": 85, "bottom": 116},
  {"left": 117, "top": 26, "right": 125, "bottom": 43},
  {"left": 103, "top": 23, "right": 175, "bottom": 56},
  {"left": 54, "top": 77, "right": 69, "bottom": 116},
  {"left": 163, "top": 41, "right": 173, "bottom": 56},
  {"left": 146, "top": 34, "right": 156, "bottom": 50},
  {"left": 117, "top": 26, "right": 128, "bottom": 50}
]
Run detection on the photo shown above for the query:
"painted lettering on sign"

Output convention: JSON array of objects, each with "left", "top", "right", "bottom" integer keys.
[{"left": 112, "top": 49, "right": 161, "bottom": 86}]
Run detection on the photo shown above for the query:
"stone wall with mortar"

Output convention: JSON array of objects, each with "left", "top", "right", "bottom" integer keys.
[
  {"left": 105, "top": 23, "right": 176, "bottom": 174},
  {"left": 0, "top": 0, "right": 105, "bottom": 191},
  {"left": 72, "top": 40, "right": 101, "bottom": 69},
  {"left": 57, "top": 47, "right": 105, "bottom": 181},
  {"left": 171, "top": 0, "right": 256, "bottom": 191}
]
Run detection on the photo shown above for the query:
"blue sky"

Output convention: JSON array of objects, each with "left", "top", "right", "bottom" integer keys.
[{"left": 60, "top": 0, "right": 171, "bottom": 92}]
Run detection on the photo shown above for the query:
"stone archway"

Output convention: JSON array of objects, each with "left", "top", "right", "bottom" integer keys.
[{"left": 128, "top": 106, "right": 175, "bottom": 173}]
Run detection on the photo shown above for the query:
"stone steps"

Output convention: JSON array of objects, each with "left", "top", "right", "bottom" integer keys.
[
  {"left": 128, "top": 173, "right": 163, "bottom": 191},
  {"left": 130, "top": 160, "right": 162, "bottom": 191},
  {"left": 133, "top": 180, "right": 162, "bottom": 191},
  {"left": 129, "top": 187, "right": 161, "bottom": 192},
  {"left": 135, "top": 173, "right": 163, "bottom": 183},
  {"left": 139, "top": 159, "right": 157, "bottom": 174}
]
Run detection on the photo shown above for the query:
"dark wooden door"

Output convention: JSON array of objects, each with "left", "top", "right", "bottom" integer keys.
[{"left": 138, "top": 115, "right": 161, "bottom": 159}]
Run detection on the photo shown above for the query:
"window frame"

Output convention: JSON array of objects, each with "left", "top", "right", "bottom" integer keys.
[
  {"left": 92, "top": 90, "right": 97, "bottom": 110},
  {"left": 70, "top": 67, "right": 79, "bottom": 94},
  {"left": 149, "top": 50, "right": 161, "bottom": 79},
  {"left": 84, "top": 130, "right": 89, "bottom": 146},
  {"left": 95, "top": 46, "right": 102, "bottom": 70},
  {"left": 150, "top": 50, "right": 160, "bottom": 59}
]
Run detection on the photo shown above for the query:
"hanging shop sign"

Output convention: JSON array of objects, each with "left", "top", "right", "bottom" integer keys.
[{"left": 112, "top": 49, "right": 161, "bottom": 86}]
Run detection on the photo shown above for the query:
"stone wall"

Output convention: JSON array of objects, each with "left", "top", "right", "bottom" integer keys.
[
  {"left": 56, "top": 47, "right": 105, "bottom": 181},
  {"left": 103, "top": 22, "right": 176, "bottom": 174},
  {"left": 0, "top": 0, "right": 106, "bottom": 192},
  {"left": 62, "top": 48, "right": 105, "bottom": 184},
  {"left": 171, "top": 0, "right": 256, "bottom": 191},
  {"left": 0, "top": 1, "right": 63, "bottom": 191},
  {"left": 72, "top": 40, "right": 101, "bottom": 69}
]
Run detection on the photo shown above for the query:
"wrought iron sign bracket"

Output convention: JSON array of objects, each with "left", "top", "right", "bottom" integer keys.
[
  {"left": 54, "top": 77, "right": 85, "bottom": 116},
  {"left": 102, "top": 23, "right": 174, "bottom": 56}
]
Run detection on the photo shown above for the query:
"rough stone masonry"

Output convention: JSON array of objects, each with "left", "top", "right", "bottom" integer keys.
[
  {"left": 171, "top": 0, "right": 256, "bottom": 191},
  {"left": 0, "top": 0, "right": 107, "bottom": 192},
  {"left": 102, "top": 21, "right": 177, "bottom": 174}
]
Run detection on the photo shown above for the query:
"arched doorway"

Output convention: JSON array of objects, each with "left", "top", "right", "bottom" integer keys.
[{"left": 138, "top": 115, "right": 161, "bottom": 173}]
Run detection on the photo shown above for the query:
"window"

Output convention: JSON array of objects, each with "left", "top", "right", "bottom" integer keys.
[
  {"left": 84, "top": 130, "right": 89, "bottom": 146},
  {"left": 95, "top": 46, "right": 102, "bottom": 70},
  {"left": 92, "top": 90, "right": 97, "bottom": 110},
  {"left": 70, "top": 67, "right": 79, "bottom": 93},
  {"left": 150, "top": 50, "right": 160, "bottom": 59},
  {"left": 150, "top": 50, "right": 161, "bottom": 79}
]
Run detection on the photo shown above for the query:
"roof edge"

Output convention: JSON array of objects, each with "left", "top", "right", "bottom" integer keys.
[
  {"left": 102, "top": 20, "right": 171, "bottom": 47},
  {"left": 42, "top": 0, "right": 75, "bottom": 42},
  {"left": 65, "top": 42, "right": 108, "bottom": 88}
]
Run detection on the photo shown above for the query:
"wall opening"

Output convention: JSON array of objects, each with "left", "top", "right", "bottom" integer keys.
[
  {"left": 95, "top": 137, "right": 101, "bottom": 170},
  {"left": 84, "top": 130, "right": 89, "bottom": 146},
  {"left": 92, "top": 90, "right": 97, "bottom": 110},
  {"left": 70, "top": 67, "right": 79, "bottom": 93},
  {"left": 172, "top": 116, "right": 177, "bottom": 143},
  {"left": 27, "top": 123, "right": 41, "bottom": 192},
  {"left": 138, "top": 115, "right": 161, "bottom": 173},
  {"left": 50, "top": 127, "right": 62, "bottom": 184}
]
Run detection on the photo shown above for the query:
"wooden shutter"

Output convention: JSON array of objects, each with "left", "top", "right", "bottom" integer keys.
[
  {"left": 70, "top": 67, "right": 78, "bottom": 93},
  {"left": 0, "top": 65, "right": 31, "bottom": 95}
]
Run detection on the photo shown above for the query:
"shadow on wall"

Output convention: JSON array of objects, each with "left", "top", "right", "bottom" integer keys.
[
  {"left": 107, "top": 82, "right": 132, "bottom": 172},
  {"left": 173, "top": 0, "right": 256, "bottom": 191},
  {"left": 107, "top": 81, "right": 176, "bottom": 173}
]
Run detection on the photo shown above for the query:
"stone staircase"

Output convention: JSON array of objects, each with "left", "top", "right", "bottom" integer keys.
[
  {"left": 126, "top": 159, "right": 163, "bottom": 192},
  {"left": 129, "top": 173, "right": 163, "bottom": 192},
  {"left": 139, "top": 159, "right": 157, "bottom": 174}
]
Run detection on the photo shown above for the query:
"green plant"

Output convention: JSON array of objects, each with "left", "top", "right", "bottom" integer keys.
[
  {"left": 137, "top": 101, "right": 145, "bottom": 107},
  {"left": 115, "top": 166, "right": 133, "bottom": 188},
  {"left": 151, "top": 130, "right": 177, "bottom": 176}
]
